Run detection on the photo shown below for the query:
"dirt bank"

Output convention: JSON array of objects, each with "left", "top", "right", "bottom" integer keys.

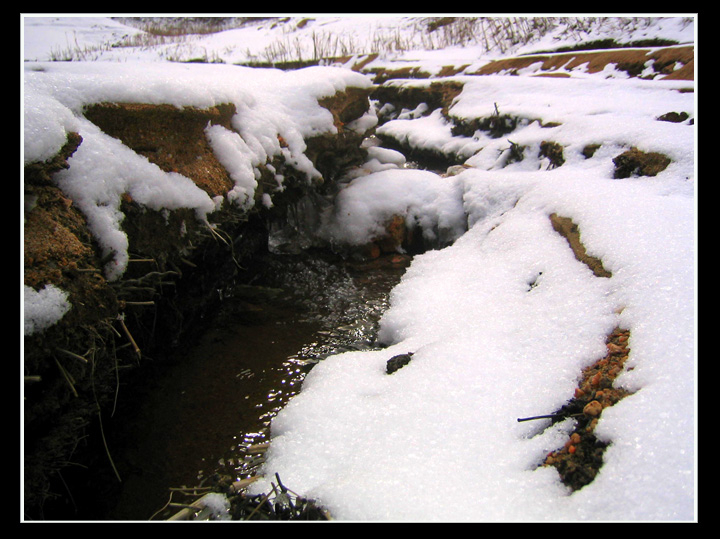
[{"left": 23, "top": 85, "right": 372, "bottom": 520}]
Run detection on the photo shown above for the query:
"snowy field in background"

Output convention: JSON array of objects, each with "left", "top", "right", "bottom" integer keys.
[
  {"left": 22, "top": 15, "right": 696, "bottom": 521},
  {"left": 22, "top": 15, "right": 695, "bottom": 66}
]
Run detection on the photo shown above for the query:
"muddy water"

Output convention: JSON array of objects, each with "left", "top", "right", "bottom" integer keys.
[{"left": 106, "top": 251, "right": 409, "bottom": 520}]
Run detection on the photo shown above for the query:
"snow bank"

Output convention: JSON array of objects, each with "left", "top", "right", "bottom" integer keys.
[
  {"left": 23, "top": 61, "right": 372, "bottom": 281},
  {"left": 320, "top": 168, "right": 467, "bottom": 248},
  {"left": 253, "top": 164, "right": 695, "bottom": 521},
  {"left": 250, "top": 64, "right": 695, "bottom": 521},
  {"left": 376, "top": 74, "right": 694, "bottom": 177},
  {"left": 514, "top": 16, "right": 695, "bottom": 56}
]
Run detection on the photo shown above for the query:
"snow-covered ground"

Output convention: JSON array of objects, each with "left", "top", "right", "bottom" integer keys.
[
  {"left": 22, "top": 15, "right": 696, "bottom": 521},
  {"left": 259, "top": 73, "right": 696, "bottom": 521}
]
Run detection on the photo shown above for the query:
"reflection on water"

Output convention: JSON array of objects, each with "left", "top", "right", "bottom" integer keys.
[{"left": 107, "top": 251, "right": 409, "bottom": 520}]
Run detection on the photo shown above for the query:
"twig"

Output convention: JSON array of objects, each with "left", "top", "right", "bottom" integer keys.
[
  {"left": 89, "top": 352, "right": 122, "bottom": 483},
  {"left": 244, "top": 492, "right": 272, "bottom": 520},
  {"left": 57, "top": 348, "right": 89, "bottom": 363},
  {"left": 104, "top": 319, "right": 122, "bottom": 338},
  {"left": 96, "top": 405, "right": 121, "bottom": 483},
  {"left": 231, "top": 475, "right": 261, "bottom": 493},
  {"left": 205, "top": 223, "right": 244, "bottom": 270},
  {"left": 168, "top": 486, "right": 214, "bottom": 493},
  {"left": 517, "top": 414, "right": 559, "bottom": 422},
  {"left": 273, "top": 473, "right": 296, "bottom": 514},
  {"left": 149, "top": 492, "right": 174, "bottom": 521},
  {"left": 151, "top": 488, "right": 212, "bottom": 521},
  {"left": 54, "top": 357, "right": 78, "bottom": 397},
  {"left": 100, "top": 344, "right": 120, "bottom": 418},
  {"left": 517, "top": 412, "right": 583, "bottom": 422},
  {"left": 169, "top": 502, "right": 203, "bottom": 509},
  {"left": 117, "top": 314, "right": 141, "bottom": 359},
  {"left": 206, "top": 223, "right": 230, "bottom": 246},
  {"left": 167, "top": 498, "right": 207, "bottom": 521},
  {"left": 246, "top": 443, "right": 270, "bottom": 454}
]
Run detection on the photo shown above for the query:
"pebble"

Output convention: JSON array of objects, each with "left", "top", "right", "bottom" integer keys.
[
  {"left": 386, "top": 352, "right": 414, "bottom": 374},
  {"left": 583, "top": 400, "right": 603, "bottom": 417}
]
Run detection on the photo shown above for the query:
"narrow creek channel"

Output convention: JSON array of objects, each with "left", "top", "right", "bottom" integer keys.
[{"left": 105, "top": 249, "right": 411, "bottom": 520}]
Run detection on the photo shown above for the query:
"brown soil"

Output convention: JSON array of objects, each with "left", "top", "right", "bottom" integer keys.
[
  {"left": 83, "top": 103, "right": 238, "bottom": 198},
  {"left": 360, "top": 45, "right": 694, "bottom": 83},
  {"left": 612, "top": 147, "right": 672, "bottom": 179},
  {"left": 534, "top": 213, "right": 633, "bottom": 491},
  {"left": 369, "top": 66, "right": 432, "bottom": 84},
  {"left": 539, "top": 141, "right": 565, "bottom": 169},
  {"left": 469, "top": 45, "right": 694, "bottom": 80},
  {"left": 371, "top": 80, "right": 464, "bottom": 119},
  {"left": 549, "top": 213, "right": 612, "bottom": 278},
  {"left": 319, "top": 87, "right": 374, "bottom": 131},
  {"left": 540, "top": 327, "right": 634, "bottom": 491}
]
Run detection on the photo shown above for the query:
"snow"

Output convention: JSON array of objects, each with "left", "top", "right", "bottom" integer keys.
[
  {"left": 261, "top": 167, "right": 695, "bottom": 521},
  {"left": 22, "top": 16, "right": 145, "bottom": 62},
  {"left": 24, "top": 284, "right": 71, "bottom": 335},
  {"left": 320, "top": 168, "right": 467, "bottom": 248},
  {"left": 196, "top": 492, "right": 231, "bottom": 520},
  {"left": 22, "top": 15, "right": 696, "bottom": 521}
]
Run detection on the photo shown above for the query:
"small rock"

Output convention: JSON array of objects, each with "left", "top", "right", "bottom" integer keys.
[
  {"left": 386, "top": 352, "right": 414, "bottom": 374},
  {"left": 656, "top": 111, "right": 689, "bottom": 123},
  {"left": 583, "top": 400, "right": 603, "bottom": 417}
]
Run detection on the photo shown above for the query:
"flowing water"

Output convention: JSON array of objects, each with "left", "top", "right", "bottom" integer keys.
[{"left": 106, "top": 250, "right": 410, "bottom": 520}]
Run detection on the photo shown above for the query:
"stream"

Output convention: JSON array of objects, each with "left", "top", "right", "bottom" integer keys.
[{"left": 105, "top": 249, "right": 411, "bottom": 520}]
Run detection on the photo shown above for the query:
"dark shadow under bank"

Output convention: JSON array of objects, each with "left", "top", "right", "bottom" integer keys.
[{"left": 37, "top": 245, "right": 410, "bottom": 521}]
